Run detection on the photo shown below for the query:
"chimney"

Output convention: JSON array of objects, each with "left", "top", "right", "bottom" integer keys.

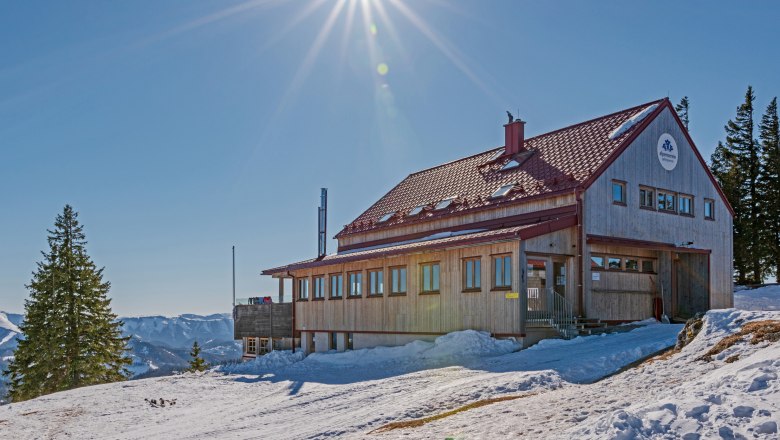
[{"left": 504, "top": 119, "right": 526, "bottom": 155}]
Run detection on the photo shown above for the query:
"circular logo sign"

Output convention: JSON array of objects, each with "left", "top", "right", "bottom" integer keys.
[{"left": 657, "top": 133, "right": 678, "bottom": 171}]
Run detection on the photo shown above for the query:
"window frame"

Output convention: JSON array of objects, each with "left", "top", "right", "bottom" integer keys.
[
  {"left": 678, "top": 193, "right": 695, "bottom": 217},
  {"left": 492, "top": 254, "right": 512, "bottom": 290},
  {"left": 607, "top": 256, "right": 622, "bottom": 270},
  {"left": 612, "top": 180, "right": 627, "bottom": 206},
  {"left": 389, "top": 265, "right": 407, "bottom": 296},
  {"left": 590, "top": 255, "right": 606, "bottom": 270},
  {"left": 367, "top": 268, "right": 384, "bottom": 297},
  {"left": 704, "top": 198, "right": 715, "bottom": 220},
  {"left": 462, "top": 257, "right": 482, "bottom": 292},
  {"left": 639, "top": 185, "right": 656, "bottom": 210},
  {"left": 329, "top": 273, "right": 343, "bottom": 299},
  {"left": 312, "top": 275, "right": 325, "bottom": 300},
  {"left": 657, "top": 188, "right": 678, "bottom": 213},
  {"left": 297, "top": 277, "right": 309, "bottom": 301},
  {"left": 347, "top": 271, "right": 362, "bottom": 298},
  {"left": 419, "top": 261, "right": 441, "bottom": 294},
  {"left": 641, "top": 259, "right": 657, "bottom": 274}
]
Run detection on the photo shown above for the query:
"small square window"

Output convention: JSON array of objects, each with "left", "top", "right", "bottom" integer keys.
[
  {"left": 591, "top": 256, "right": 605, "bottom": 269},
  {"left": 625, "top": 259, "right": 639, "bottom": 271},
  {"left": 607, "top": 257, "right": 621, "bottom": 270},
  {"left": 658, "top": 190, "right": 677, "bottom": 212},
  {"left": 612, "top": 181, "right": 626, "bottom": 205},
  {"left": 641, "top": 260, "right": 656, "bottom": 273}
]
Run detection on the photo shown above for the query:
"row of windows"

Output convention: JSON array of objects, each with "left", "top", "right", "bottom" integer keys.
[
  {"left": 612, "top": 180, "right": 715, "bottom": 220},
  {"left": 591, "top": 254, "right": 657, "bottom": 273},
  {"left": 296, "top": 255, "right": 513, "bottom": 300}
]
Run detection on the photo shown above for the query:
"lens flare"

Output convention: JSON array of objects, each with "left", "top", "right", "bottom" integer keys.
[
  {"left": 376, "top": 63, "right": 389, "bottom": 75},
  {"left": 370, "top": 23, "right": 378, "bottom": 36}
]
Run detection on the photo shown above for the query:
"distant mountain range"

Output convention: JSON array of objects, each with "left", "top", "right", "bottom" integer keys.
[{"left": 0, "top": 311, "right": 241, "bottom": 403}]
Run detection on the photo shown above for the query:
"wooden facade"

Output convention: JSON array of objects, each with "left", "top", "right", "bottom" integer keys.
[{"left": 242, "top": 99, "right": 733, "bottom": 354}]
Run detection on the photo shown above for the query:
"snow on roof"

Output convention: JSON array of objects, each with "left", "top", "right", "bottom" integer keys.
[{"left": 608, "top": 104, "right": 659, "bottom": 140}]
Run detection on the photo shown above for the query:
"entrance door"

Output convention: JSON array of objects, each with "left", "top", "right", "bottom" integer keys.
[
  {"left": 526, "top": 259, "right": 547, "bottom": 319},
  {"left": 673, "top": 253, "right": 710, "bottom": 319}
]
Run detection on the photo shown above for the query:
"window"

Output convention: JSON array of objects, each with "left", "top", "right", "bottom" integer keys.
[
  {"left": 368, "top": 269, "right": 384, "bottom": 295},
  {"left": 491, "top": 183, "right": 515, "bottom": 198},
  {"left": 390, "top": 266, "right": 407, "bottom": 295},
  {"left": 329, "top": 332, "right": 338, "bottom": 350},
  {"left": 348, "top": 272, "right": 362, "bottom": 297},
  {"left": 607, "top": 257, "right": 622, "bottom": 270},
  {"left": 378, "top": 212, "right": 394, "bottom": 222},
  {"left": 625, "top": 258, "right": 639, "bottom": 271},
  {"left": 612, "top": 180, "right": 626, "bottom": 205},
  {"left": 408, "top": 205, "right": 425, "bottom": 216},
  {"left": 639, "top": 186, "right": 655, "bottom": 209},
  {"left": 489, "top": 149, "right": 505, "bottom": 161},
  {"left": 679, "top": 194, "right": 694, "bottom": 216},
  {"left": 435, "top": 197, "right": 456, "bottom": 210},
  {"left": 501, "top": 159, "right": 521, "bottom": 170},
  {"left": 329, "top": 274, "right": 343, "bottom": 299},
  {"left": 246, "top": 337, "right": 257, "bottom": 354},
  {"left": 420, "top": 262, "right": 440, "bottom": 293},
  {"left": 705, "top": 198, "right": 715, "bottom": 220},
  {"left": 641, "top": 259, "right": 656, "bottom": 273},
  {"left": 657, "top": 190, "right": 676, "bottom": 212},
  {"left": 346, "top": 333, "right": 354, "bottom": 350},
  {"left": 463, "top": 257, "right": 481, "bottom": 291},
  {"left": 297, "top": 278, "right": 309, "bottom": 300},
  {"left": 313, "top": 276, "right": 325, "bottom": 299},
  {"left": 493, "top": 254, "right": 512, "bottom": 289},
  {"left": 590, "top": 255, "right": 605, "bottom": 269}
]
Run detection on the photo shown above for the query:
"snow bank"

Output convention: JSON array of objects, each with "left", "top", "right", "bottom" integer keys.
[
  {"left": 305, "top": 330, "right": 519, "bottom": 367},
  {"left": 608, "top": 104, "right": 658, "bottom": 140},
  {"left": 574, "top": 309, "right": 780, "bottom": 439},
  {"left": 217, "top": 350, "right": 306, "bottom": 375},
  {"left": 735, "top": 284, "right": 780, "bottom": 311}
]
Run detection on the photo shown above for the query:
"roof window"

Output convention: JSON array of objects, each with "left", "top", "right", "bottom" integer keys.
[
  {"left": 491, "top": 183, "right": 516, "bottom": 198},
  {"left": 501, "top": 159, "right": 521, "bottom": 170},
  {"left": 408, "top": 205, "right": 425, "bottom": 216},
  {"left": 378, "top": 212, "right": 394, "bottom": 223},
  {"left": 434, "top": 197, "right": 456, "bottom": 210}
]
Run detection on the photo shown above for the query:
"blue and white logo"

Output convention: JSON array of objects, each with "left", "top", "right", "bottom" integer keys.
[{"left": 657, "top": 133, "right": 678, "bottom": 171}]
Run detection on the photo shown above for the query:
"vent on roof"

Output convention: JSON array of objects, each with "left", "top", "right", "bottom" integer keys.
[
  {"left": 491, "top": 183, "right": 516, "bottom": 198},
  {"left": 378, "top": 212, "right": 394, "bottom": 223},
  {"left": 434, "top": 196, "right": 456, "bottom": 210},
  {"left": 608, "top": 104, "right": 659, "bottom": 140},
  {"left": 408, "top": 205, "right": 425, "bottom": 216}
]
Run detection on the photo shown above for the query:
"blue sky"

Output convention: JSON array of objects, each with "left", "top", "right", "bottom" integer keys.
[{"left": 1, "top": 1, "right": 778, "bottom": 316}]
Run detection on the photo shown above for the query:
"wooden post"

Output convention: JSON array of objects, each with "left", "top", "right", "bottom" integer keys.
[
  {"left": 519, "top": 240, "right": 527, "bottom": 337},
  {"left": 278, "top": 277, "right": 285, "bottom": 304}
]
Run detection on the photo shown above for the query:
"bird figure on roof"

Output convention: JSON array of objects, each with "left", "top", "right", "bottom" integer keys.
[{"left": 506, "top": 111, "right": 514, "bottom": 124}]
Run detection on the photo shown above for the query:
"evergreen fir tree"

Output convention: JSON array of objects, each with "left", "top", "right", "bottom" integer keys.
[
  {"left": 711, "top": 141, "right": 747, "bottom": 282},
  {"left": 723, "top": 86, "right": 763, "bottom": 283},
  {"left": 758, "top": 97, "right": 780, "bottom": 281},
  {"left": 675, "top": 96, "right": 690, "bottom": 131},
  {"left": 188, "top": 341, "right": 207, "bottom": 372},
  {"left": 3, "top": 205, "right": 130, "bottom": 401}
]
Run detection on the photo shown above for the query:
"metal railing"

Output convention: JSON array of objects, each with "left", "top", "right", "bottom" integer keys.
[{"left": 525, "top": 287, "right": 577, "bottom": 339}]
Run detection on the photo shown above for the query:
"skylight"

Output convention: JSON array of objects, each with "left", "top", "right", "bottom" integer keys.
[
  {"left": 434, "top": 197, "right": 456, "bottom": 210},
  {"left": 408, "top": 205, "right": 425, "bottom": 216},
  {"left": 488, "top": 149, "right": 505, "bottom": 162},
  {"left": 491, "top": 183, "right": 516, "bottom": 198},
  {"left": 501, "top": 159, "right": 521, "bottom": 170},
  {"left": 378, "top": 212, "right": 394, "bottom": 223}
]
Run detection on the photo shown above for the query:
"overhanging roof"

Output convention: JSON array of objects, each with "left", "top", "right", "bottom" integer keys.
[{"left": 262, "top": 214, "right": 577, "bottom": 275}]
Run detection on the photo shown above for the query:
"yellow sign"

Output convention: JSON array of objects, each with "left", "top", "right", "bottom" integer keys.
[{"left": 505, "top": 292, "right": 519, "bottom": 299}]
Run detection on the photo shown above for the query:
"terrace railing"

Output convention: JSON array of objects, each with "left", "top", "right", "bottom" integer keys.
[{"left": 525, "top": 287, "right": 577, "bottom": 339}]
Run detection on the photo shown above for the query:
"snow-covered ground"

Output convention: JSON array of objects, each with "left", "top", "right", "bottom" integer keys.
[
  {"left": 735, "top": 284, "right": 780, "bottom": 311},
  {"left": 0, "top": 325, "right": 679, "bottom": 439},
  {"left": 2, "top": 289, "right": 779, "bottom": 439}
]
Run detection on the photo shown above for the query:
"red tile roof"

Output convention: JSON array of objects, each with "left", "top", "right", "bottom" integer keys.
[
  {"left": 336, "top": 98, "right": 667, "bottom": 238},
  {"left": 261, "top": 215, "right": 576, "bottom": 275}
]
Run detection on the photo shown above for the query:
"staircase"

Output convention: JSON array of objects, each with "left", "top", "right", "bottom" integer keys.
[{"left": 525, "top": 289, "right": 623, "bottom": 339}]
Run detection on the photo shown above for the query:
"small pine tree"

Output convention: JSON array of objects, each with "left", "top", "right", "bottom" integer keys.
[
  {"left": 758, "top": 97, "right": 780, "bottom": 281},
  {"left": 188, "top": 341, "right": 207, "bottom": 373},
  {"left": 675, "top": 96, "right": 690, "bottom": 131},
  {"left": 3, "top": 205, "right": 130, "bottom": 401}
]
